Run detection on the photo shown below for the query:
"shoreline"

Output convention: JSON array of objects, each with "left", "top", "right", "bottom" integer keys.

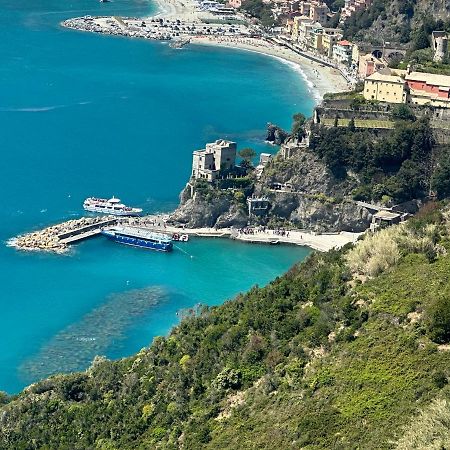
[
  {"left": 31, "top": 4, "right": 355, "bottom": 254},
  {"left": 147, "top": 0, "right": 349, "bottom": 98},
  {"left": 62, "top": 5, "right": 349, "bottom": 101},
  {"left": 9, "top": 214, "right": 361, "bottom": 254},
  {"left": 188, "top": 36, "right": 348, "bottom": 101}
]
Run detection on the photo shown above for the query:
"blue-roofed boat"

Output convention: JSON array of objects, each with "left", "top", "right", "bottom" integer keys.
[{"left": 101, "top": 226, "right": 173, "bottom": 252}]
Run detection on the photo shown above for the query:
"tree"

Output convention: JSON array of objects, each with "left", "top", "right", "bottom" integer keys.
[
  {"left": 431, "top": 152, "right": 450, "bottom": 199},
  {"left": 392, "top": 104, "right": 416, "bottom": 122},
  {"left": 413, "top": 27, "right": 430, "bottom": 50},
  {"left": 426, "top": 289, "right": 450, "bottom": 343},
  {"left": 239, "top": 147, "right": 256, "bottom": 162},
  {"left": 240, "top": 0, "right": 277, "bottom": 28},
  {"left": 348, "top": 117, "right": 356, "bottom": 132},
  {"left": 394, "top": 159, "right": 426, "bottom": 200},
  {"left": 292, "top": 112, "right": 307, "bottom": 140}
]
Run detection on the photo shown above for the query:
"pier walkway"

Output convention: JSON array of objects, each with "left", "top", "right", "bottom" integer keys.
[{"left": 58, "top": 218, "right": 117, "bottom": 244}]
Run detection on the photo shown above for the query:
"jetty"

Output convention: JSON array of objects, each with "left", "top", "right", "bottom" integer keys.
[
  {"left": 58, "top": 218, "right": 117, "bottom": 244},
  {"left": 61, "top": 16, "right": 251, "bottom": 43},
  {"left": 12, "top": 216, "right": 118, "bottom": 253}
]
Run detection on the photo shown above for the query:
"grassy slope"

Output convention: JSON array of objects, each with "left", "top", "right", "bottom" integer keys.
[
  {"left": 2, "top": 218, "right": 450, "bottom": 449},
  {"left": 207, "top": 253, "right": 450, "bottom": 449}
]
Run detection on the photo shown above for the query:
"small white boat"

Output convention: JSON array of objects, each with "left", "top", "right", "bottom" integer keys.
[
  {"left": 172, "top": 233, "right": 189, "bottom": 242},
  {"left": 83, "top": 196, "right": 142, "bottom": 216}
]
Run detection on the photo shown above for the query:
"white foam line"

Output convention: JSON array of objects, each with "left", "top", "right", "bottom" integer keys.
[
  {"left": 0, "top": 101, "right": 92, "bottom": 113},
  {"left": 269, "top": 55, "right": 322, "bottom": 104}
]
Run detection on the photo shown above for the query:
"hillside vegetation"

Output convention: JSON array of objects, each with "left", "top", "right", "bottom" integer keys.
[
  {"left": 309, "top": 113, "right": 450, "bottom": 204},
  {"left": 344, "top": 0, "right": 450, "bottom": 46},
  {"left": 3, "top": 204, "right": 450, "bottom": 448}
]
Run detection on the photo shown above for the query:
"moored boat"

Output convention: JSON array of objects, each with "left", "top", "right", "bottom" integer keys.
[
  {"left": 83, "top": 196, "right": 142, "bottom": 216},
  {"left": 101, "top": 226, "right": 173, "bottom": 252},
  {"left": 172, "top": 233, "right": 189, "bottom": 242}
]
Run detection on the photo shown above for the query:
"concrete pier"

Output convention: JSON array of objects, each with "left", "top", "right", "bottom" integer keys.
[
  {"left": 12, "top": 216, "right": 118, "bottom": 253},
  {"left": 58, "top": 218, "right": 117, "bottom": 244}
]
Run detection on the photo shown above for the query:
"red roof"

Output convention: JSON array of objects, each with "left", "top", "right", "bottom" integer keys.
[{"left": 338, "top": 40, "right": 352, "bottom": 46}]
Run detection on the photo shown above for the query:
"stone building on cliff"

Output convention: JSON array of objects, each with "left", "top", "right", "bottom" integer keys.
[{"left": 191, "top": 139, "right": 237, "bottom": 182}]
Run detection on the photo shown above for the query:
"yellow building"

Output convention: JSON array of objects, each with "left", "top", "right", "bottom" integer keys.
[
  {"left": 310, "top": 29, "right": 324, "bottom": 52},
  {"left": 291, "top": 15, "right": 314, "bottom": 41},
  {"left": 321, "top": 29, "right": 343, "bottom": 57},
  {"left": 363, "top": 72, "right": 407, "bottom": 103}
]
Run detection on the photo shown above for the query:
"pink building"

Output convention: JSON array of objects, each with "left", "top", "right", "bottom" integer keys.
[
  {"left": 406, "top": 73, "right": 450, "bottom": 100},
  {"left": 358, "top": 53, "right": 387, "bottom": 79}
]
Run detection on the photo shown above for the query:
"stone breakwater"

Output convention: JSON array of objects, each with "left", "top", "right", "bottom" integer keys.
[
  {"left": 62, "top": 16, "right": 251, "bottom": 42},
  {"left": 11, "top": 216, "right": 116, "bottom": 253}
]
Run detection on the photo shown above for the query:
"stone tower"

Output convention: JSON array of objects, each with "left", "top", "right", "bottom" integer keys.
[{"left": 432, "top": 31, "right": 448, "bottom": 63}]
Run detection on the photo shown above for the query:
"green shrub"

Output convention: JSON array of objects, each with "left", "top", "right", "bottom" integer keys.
[{"left": 425, "top": 290, "right": 450, "bottom": 343}]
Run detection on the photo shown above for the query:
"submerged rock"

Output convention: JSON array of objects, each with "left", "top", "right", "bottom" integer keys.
[{"left": 19, "top": 286, "right": 168, "bottom": 384}]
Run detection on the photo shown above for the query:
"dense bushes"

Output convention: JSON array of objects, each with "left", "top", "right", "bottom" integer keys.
[
  {"left": 310, "top": 118, "right": 435, "bottom": 202},
  {"left": 4, "top": 208, "right": 450, "bottom": 448},
  {"left": 425, "top": 290, "right": 450, "bottom": 344},
  {"left": 432, "top": 150, "right": 450, "bottom": 199}
]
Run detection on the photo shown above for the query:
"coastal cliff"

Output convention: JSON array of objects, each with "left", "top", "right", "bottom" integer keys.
[
  {"left": 169, "top": 135, "right": 372, "bottom": 232},
  {"left": 169, "top": 100, "right": 445, "bottom": 233},
  {"left": 168, "top": 184, "right": 249, "bottom": 228}
]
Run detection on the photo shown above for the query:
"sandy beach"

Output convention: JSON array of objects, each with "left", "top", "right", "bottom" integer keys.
[{"left": 189, "top": 36, "right": 349, "bottom": 99}]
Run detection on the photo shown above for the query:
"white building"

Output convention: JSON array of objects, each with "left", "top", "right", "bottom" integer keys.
[
  {"left": 332, "top": 39, "right": 353, "bottom": 66},
  {"left": 192, "top": 139, "right": 237, "bottom": 181}
]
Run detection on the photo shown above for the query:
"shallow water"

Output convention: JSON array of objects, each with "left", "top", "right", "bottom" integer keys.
[{"left": 0, "top": 0, "right": 314, "bottom": 393}]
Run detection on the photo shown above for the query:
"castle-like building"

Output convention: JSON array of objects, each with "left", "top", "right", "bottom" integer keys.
[
  {"left": 432, "top": 31, "right": 448, "bottom": 63},
  {"left": 191, "top": 139, "right": 237, "bottom": 182}
]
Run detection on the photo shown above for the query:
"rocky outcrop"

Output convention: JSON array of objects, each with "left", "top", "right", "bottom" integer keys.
[
  {"left": 168, "top": 184, "right": 248, "bottom": 228},
  {"left": 256, "top": 148, "right": 371, "bottom": 232},
  {"left": 266, "top": 123, "right": 289, "bottom": 145},
  {"left": 268, "top": 194, "right": 371, "bottom": 232},
  {"left": 169, "top": 144, "right": 373, "bottom": 232},
  {"left": 349, "top": 0, "right": 450, "bottom": 46}
]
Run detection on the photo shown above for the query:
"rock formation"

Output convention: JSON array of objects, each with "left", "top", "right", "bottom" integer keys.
[{"left": 169, "top": 141, "right": 372, "bottom": 232}]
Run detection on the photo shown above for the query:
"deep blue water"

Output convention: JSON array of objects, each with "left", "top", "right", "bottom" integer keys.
[{"left": 0, "top": 0, "right": 314, "bottom": 393}]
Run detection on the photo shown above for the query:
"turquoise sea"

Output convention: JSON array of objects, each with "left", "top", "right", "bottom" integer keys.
[{"left": 0, "top": 0, "right": 315, "bottom": 393}]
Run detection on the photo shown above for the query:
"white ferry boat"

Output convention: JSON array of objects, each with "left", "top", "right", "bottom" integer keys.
[
  {"left": 101, "top": 226, "right": 173, "bottom": 251},
  {"left": 83, "top": 196, "right": 142, "bottom": 216}
]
